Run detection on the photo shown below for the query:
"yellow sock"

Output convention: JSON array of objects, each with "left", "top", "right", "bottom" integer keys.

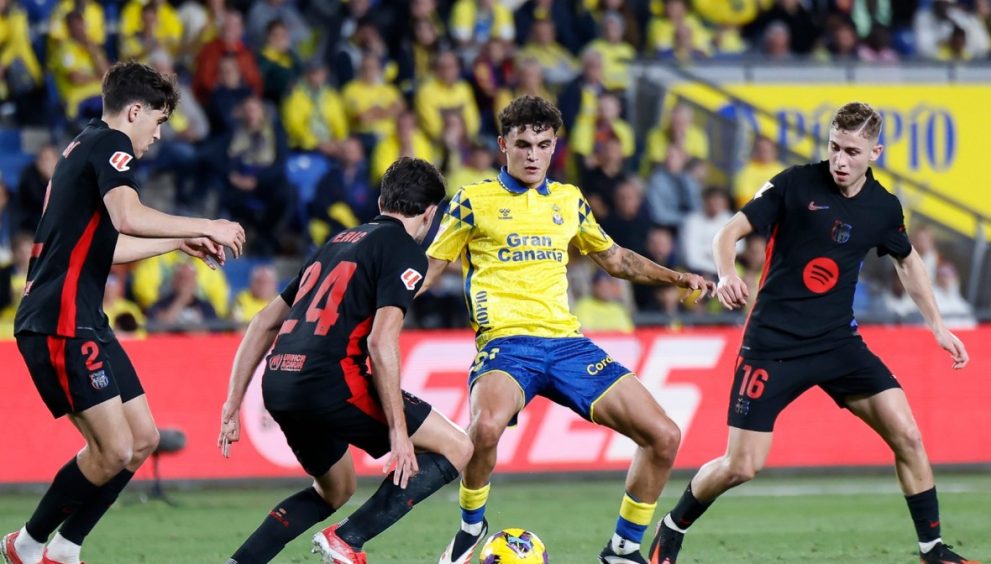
[
  {"left": 459, "top": 482, "right": 490, "bottom": 525},
  {"left": 616, "top": 493, "right": 656, "bottom": 544}
]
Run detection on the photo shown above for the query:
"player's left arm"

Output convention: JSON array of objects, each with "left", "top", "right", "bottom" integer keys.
[
  {"left": 589, "top": 243, "right": 715, "bottom": 299},
  {"left": 893, "top": 248, "right": 969, "bottom": 369},
  {"left": 114, "top": 235, "right": 225, "bottom": 267},
  {"left": 218, "top": 296, "right": 291, "bottom": 456}
]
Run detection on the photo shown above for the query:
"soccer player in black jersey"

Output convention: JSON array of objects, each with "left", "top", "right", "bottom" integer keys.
[
  {"left": 217, "top": 157, "right": 472, "bottom": 564},
  {"left": 649, "top": 103, "right": 978, "bottom": 564},
  {"left": 0, "top": 62, "right": 246, "bottom": 564}
]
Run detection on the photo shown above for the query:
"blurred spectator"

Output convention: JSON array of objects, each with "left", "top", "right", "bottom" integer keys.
[
  {"left": 120, "top": 2, "right": 179, "bottom": 62},
  {"left": 14, "top": 144, "right": 58, "bottom": 234},
  {"left": 760, "top": 20, "right": 794, "bottom": 60},
  {"left": 371, "top": 110, "right": 435, "bottom": 183},
  {"left": 644, "top": 102, "right": 709, "bottom": 175},
  {"left": 205, "top": 55, "right": 254, "bottom": 136},
  {"left": 601, "top": 176, "right": 650, "bottom": 256},
  {"left": 932, "top": 261, "right": 975, "bottom": 323},
  {"left": 281, "top": 62, "right": 348, "bottom": 156},
  {"left": 193, "top": 9, "right": 263, "bottom": 103},
  {"left": 515, "top": 0, "right": 585, "bottom": 54},
  {"left": 711, "top": 25, "right": 749, "bottom": 58},
  {"left": 257, "top": 19, "right": 302, "bottom": 104},
  {"left": 449, "top": 0, "right": 516, "bottom": 57},
  {"left": 0, "top": 0, "right": 43, "bottom": 115},
  {"left": 445, "top": 140, "right": 498, "bottom": 198},
  {"left": 47, "top": 0, "right": 105, "bottom": 53},
  {"left": 558, "top": 50, "right": 604, "bottom": 132},
  {"left": 681, "top": 187, "right": 736, "bottom": 277},
  {"left": 403, "top": 16, "right": 449, "bottom": 86},
  {"left": 50, "top": 10, "right": 109, "bottom": 120},
  {"left": 582, "top": 11, "right": 635, "bottom": 91},
  {"left": 574, "top": 270, "right": 634, "bottom": 333},
  {"left": 147, "top": 262, "right": 219, "bottom": 331},
  {"left": 132, "top": 253, "right": 231, "bottom": 316},
  {"left": 841, "top": 0, "right": 893, "bottom": 38},
  {"left": 647, "top": 0, "right": 711, "bottom": 57},
  {"left": 588, "top": 0, "right": 642, "bottom": 50},
  {"left": 977, "top": 0, "right": 991, "bottom": 37},
  {"left": 121, "top": 0, "right": 183, "bottom": 57},
  {"left": 517, "top": 18, "right": 578, "bottom": 89},
  {"left": 0, "top": 231, "right": 31, "bottom": 336},
  {"left": 103, "top": 272, "right": 146, "bottom": 338},
  {"left": 859, "top": 24, "right": 900, "bottom": 61},
  {"left": 471, "top": 39, "right": 515, "bottom": 134},
  {"left": 247, "top": 0, "right": 310, "bottom": 50},
  {"left": 341, "top": 53, "right": 404, "bottom": 140},
  {"left": 307, "top": 137, "right": 376, "bottom": 245},
  {"left": 494, "top": 57, "right": 552, "bottom": 130},
  {"left": 736, "top": 233, "right": 766, "bottom": 313},
  {"left": 733, "top": 135, "right": 779, "bottom": 208},
  {"left": 634, "top": 225, "right": 681, "bottom": 310},
  {"left": 148, "top": 50, "right": 211, "bottom": 212},
  {"left": 334, "top": 16, "right": 394, "bottom": 87},
  {"left": 658, "top": 22, "right": 709, "bottom": 62},
  {"left": 644, "top": 145, "right": 702, "bottom": 231},
  {"left": 824, "top": 18, "right": 860, "bottom": 60},
  {"left": 935, "top": 23, "right": 972, "bottom": 60},
  {"left": 177, "top": 0, "right": 225, "bottom": 65},
  {"left": 914, "top": 0, "right": 990, "bottom": 60},
  {"left": 581, "top": 136, "right": 627, "bottom": 218},
  {"left": 910, "top": 225, "right": 940, "bottom": 281},
  {"left": 694, "top": 0, "right": 764, "bottom": 27},
  {"left": 223, "top": 96, "right": 294, "bottom": 256},
  {"left": 746, "top": 0, "right": 819, "bottom": 55},
  {"left": 231, "top": 264, "right": 279, "bottom": 325},
  {"left": 878, "top": 274, "right": 917, "bottom": 321},
  {"left": 0, "top": 181, "right": 11, "bottom": 266},
  {"left": 415, "top": 50, "right": 481, "bottom": 142},
  {"left": 570, "top": 92, "right": 634, "bottom": 167}
]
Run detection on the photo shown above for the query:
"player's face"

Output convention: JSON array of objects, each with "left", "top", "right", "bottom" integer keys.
[
  {"left": 129, "top": 104, "right": 169, "bottom": 158},
  {"left": 827, "top": 127, "right": 882, "bottom": 190},
  {"left": 499, "top": 126, "right": 556, "bottom": 189}
]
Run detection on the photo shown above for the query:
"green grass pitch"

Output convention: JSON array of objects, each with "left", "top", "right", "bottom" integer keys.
[{"left": 1, "top": 474, "right": 988, "bottom": 562}]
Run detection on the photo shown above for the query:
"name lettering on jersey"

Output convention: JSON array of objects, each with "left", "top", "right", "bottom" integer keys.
[
  {"left": 62, "top": 141, "right": 81, "bottom": 158},
  {"left": 268, "top": 353, "right": 307, "bottom": 372},
  {"left": 497, "top": 233, "right": 565, "bottom": 263},
  {"left": 109, "top": 151, "right": 133, "bottom": 172},
  {"left": 331, "top": 230, "right": 368, "bottom": 244},
  {"left": 401, "top": 268, "right": 423, "bottom": 290},
  {"left": 474, "top": 291, "right": 490, "bottom": 326}
]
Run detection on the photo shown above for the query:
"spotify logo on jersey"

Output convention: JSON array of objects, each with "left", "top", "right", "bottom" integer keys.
[{"left": 803, "top": 257, "right": 839, "bottom": 294}]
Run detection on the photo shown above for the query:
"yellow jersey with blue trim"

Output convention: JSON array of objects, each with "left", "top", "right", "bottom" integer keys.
[{"left": 427, "top": 168, "right": 615, "bottom": 348}]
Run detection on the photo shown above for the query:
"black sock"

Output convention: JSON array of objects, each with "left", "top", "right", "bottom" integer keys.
[
  {"left": 230, "top": 487, "right": 335, "bottom": 564},
  {"left": 905, "top": 487, "right": 941, "bottom": 543},
  {"left": 58, "top": 469, "right": 134, "bottom": 544},
  {"left": 337, "top": 453, "right": 459, "bottom": 549},
  {"left": 25, "top": 458, "right": 102, "bottom": 542},
  {"left": 668, "top": 483, "right": 712, "bottom": 531}
]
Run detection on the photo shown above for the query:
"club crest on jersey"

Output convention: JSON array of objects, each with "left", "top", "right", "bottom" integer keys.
[
  {"left": 552, "top": 213, "right": 564, "bottom": 225},
  {"left": 831, "top": 220, "right": 852, "bottom": 244},
  {"left": 90, "top": 370, "right": 109, "bottom": 390},
  {"left": 401, "top": 268, "right": 423, "bottom": 290},
  {"left": 109, "top": 151, "right": 133, "bottom": 172}
]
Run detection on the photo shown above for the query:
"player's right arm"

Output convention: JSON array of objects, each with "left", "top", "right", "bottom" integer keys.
[
  {"left": 417, "top": 257, "right": 450, "bottom": 297},
  {"left": 713, "top": 212, "right": 754, "bottom": 310},
  {"left": 420, "top": 188, "right": 474, "bottom": 296},
  {"left": 103, "top": 187, "right": 246, "bottom": 257},
  {"left": 217, "top": 296, "right": 291, "bottom": 457}
]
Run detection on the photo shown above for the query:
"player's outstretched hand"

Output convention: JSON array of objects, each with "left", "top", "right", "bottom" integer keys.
[
  {"left": 677, "top": 272, "right": 716, "bottom": 302},
  {"left": 384, "top": 429, "right": 418, "bottom": 489},
  {"left": 935, "top": 328, "right": 969, "bottom": 369},
  {"left": 207, "top": 219, "right": 246, "bottom": 258},
  {"left": 179, "top": 237, "right": 225, "bottom": 268},
  {"left": 716, "top": 274, "right": 749, "bottom": 310},
  {"left": 218, "top": 402, "right": 241, "bottom": 459}
]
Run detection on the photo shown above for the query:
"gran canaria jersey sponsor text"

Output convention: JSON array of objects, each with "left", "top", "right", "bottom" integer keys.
[{"left": 497, "top": 233, "right": 566, "bottom": 263}]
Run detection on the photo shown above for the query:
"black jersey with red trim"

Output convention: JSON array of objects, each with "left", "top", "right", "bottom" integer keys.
[
  {"left": 262, "top": 215, "right": 427, "bottom": 411},
  {"left": 15, "top": 120, "right": 140, "bottom": 341},
  {"left": 739, "top": 161, "right": 912, "bottom": 360}
]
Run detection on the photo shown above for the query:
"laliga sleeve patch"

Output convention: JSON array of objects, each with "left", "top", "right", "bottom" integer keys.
[
  {"left": 401, "top": 268, "right": 423, "bottom": 290},
  {"left": 109, "top": 151, "right": 133, "bottom": 172},
  {"left": 753, "top": 181, "right": 773, "bottom": 200}
]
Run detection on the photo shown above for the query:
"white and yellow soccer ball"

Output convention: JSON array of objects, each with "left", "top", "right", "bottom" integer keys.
[{"left": 479, "top": 528, "right": 548, "bottom": 563}]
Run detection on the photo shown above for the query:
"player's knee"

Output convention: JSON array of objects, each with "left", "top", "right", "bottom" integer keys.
[
  {"left": 724, "top": 456, "right": 761, "bottom": 486},
  {"left": 892, "top": 426, "right": 925, "bottom": 456},
  {"left": 448, "top": 431, "right": 474, "bottom": 470},
  {"left": 130, "top": 427, "right": 160, "bottom": 463},
  {"left": 318, "top": 476, "right": 356, "bottom": 508},
  {"left": 469, "top": 416, "right": 506, "bottom": 450},
  {"left": 101, "top": 443, "right": 133, "bottom": 474},
  {"left": 649, "top": 420, "right": 681, "bottom": 458}
]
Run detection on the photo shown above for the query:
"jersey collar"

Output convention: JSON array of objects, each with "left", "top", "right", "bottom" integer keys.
[
  {"left": 497, "top": 167, "right": 550, "bottom": 196},
  {"left": 372, "top": 214, "right": 403, "bottom": 226}
]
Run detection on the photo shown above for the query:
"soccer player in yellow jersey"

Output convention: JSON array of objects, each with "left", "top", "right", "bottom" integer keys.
[{"left": 425, "top": 95, "right": 715, "bottom": 564}]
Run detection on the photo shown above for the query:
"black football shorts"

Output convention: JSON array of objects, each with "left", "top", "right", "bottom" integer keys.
[
  {"left": 727, "top": 340, "right": 901, "bottom": 432},
  {"left": 17, "top": 331, "right": 144, "bottom": 418}
]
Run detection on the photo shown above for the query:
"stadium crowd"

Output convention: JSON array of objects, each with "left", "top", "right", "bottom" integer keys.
[{"left": 0, "top": 0, "right": 982, "bottom": 336}]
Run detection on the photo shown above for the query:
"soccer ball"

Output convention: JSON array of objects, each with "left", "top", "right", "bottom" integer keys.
[{"left": 478, "top": 528, "right": 548, "bottom": 563}]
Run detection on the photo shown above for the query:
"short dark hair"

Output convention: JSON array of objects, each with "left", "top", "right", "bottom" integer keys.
[
  {"left": 102, "top": 60, "right": 179, "bottom": 117},
  {"left": 831, "top": 101, "right": 882, "bottom": 141},
  {"left": 498, "top": 95, "right": 563, "bottom": 136},
  {"left": 380, "top": 157, "right": 446, "bottom": 217}
]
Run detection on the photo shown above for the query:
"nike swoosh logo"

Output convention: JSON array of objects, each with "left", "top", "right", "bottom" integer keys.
[{"left": 808, "top": 201, "right": 830, "bottom": 211}]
